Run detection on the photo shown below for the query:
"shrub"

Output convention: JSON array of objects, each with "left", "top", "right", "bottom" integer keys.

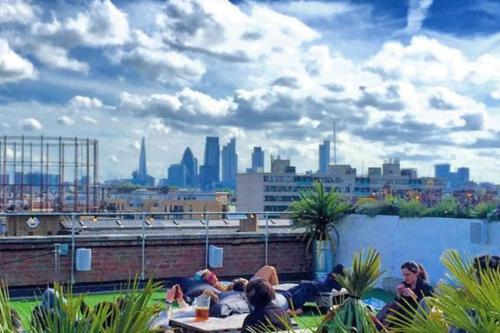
[
  {"left": 354, "top": 198, "right": 383, "bottom": 217},
  {"left": 472, "top": 201, "right": 498, "bottom": 219},
  {"left": 396, "top": 198, "right": 428, "bottom": 218},
  {"left": 426, "top": 197, "right": 467, "bottom": 218}
]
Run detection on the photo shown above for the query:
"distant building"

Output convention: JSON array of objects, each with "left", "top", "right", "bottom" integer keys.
[
  {"left": 318, "top": 140, "right": 330, "bottom": 174},
  {"left": 105, "top": 189, "right": 229, "bottom": 216},
  {"left": 237, "top": 159, "right": 444, "bottom": 213},
  {"left": 131, "top": 137, "right": 155, "bottom": 186},
  {"left": 221, "top": 138, "right": 237, "bottom": 189},
  {"left": 167, "top": 164, "right": 186, "bottom": 187},
  {"left": 181, "top": 147, "right": 197, "bottom": 188},
  {"left": 200, "top": 137, "right": 220, "bottom": 190},
  {"left": 251, "top": 147, "right": 264, "bottom": 173},
  {"left": 434, "top": 164, "right": 470, "bottom": 192},
  {"left": 270, "top": 156, "right": 295, "bottom": 174}
]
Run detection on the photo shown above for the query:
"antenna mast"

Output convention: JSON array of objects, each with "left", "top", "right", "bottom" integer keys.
[{"left": 333, "top": 121, "right": 337, "bottom": 165}]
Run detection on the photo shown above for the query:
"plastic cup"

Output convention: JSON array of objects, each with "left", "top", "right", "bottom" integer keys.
[{"left": 194, "top": 295, "right": 210, "bottom": 321}]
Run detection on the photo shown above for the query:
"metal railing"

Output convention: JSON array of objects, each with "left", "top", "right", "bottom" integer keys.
[{"left": 0, "top": 211, "right": 292, "bottom": 285}]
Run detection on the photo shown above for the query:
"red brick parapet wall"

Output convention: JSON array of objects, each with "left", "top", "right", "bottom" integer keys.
[{"left": 0, "top": 232, "right": 312, "bottom": 288}]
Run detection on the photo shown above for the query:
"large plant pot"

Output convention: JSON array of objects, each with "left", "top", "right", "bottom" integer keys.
[{"left": 313, "top": 240, "right": 334, "bottom": 280}]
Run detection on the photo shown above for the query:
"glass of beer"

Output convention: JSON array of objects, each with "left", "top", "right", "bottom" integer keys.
[{"left": 194, "top": 295, "right": 210, "bottom": 321}]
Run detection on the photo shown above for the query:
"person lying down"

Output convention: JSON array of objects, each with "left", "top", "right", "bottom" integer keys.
[{"left": 150, "top": 264, "right": 345, "bottom": 331}]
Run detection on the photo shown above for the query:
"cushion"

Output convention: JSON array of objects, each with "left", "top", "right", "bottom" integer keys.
[
  {"left": 178, "top": 278, "right": 221, "bottom": 304},
  {"left": 210, "top": 291, "right": 250, "bottom": 317}
]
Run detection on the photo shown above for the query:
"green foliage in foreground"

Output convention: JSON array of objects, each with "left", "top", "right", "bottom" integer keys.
[
  {"left": 0, "top": 279, "right": 162, "bottom": 333},
  {"left": 255, "top": 249, "right": 500, "bottom": 333},
  {"left": 387, "top": 250, "right": 500, "bottom": 333},
  {"left": 318, "top": 248, "right": 383, "bottom": 333}
]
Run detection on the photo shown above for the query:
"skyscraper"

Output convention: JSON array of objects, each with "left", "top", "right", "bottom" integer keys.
[
  {"left": 222, "top": 138, "right": 237, "bottom": 189},
  {"left": 251, "top": 147, "right": 264, "bottom": 172},
  {"left": 131, "top": 137, "right": 155, "bottom": 186},
  {"left": 201, "top": 136, "right": 220, "bottom": 190},
  {"left": 434, "top": 164, "right": 450, "bottom": 179},
  {"left": 181, "top": 147, "right": 197, "bottom": 187},
  {"left": 138, "top": 137, "right": 147, "bottom": 177},
  {"left": 318, "top": 140, "right": 330, "bottom": 174},
  {"left": 167, "top": 164, "right": 186, "bottom": 187}
]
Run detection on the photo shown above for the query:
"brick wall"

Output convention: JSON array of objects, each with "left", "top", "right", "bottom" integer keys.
[{"left": 0, "top": 233, "right": 312, "bottom": 288}]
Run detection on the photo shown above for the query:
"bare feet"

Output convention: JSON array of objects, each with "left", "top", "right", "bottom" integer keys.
[{"left": 166, "top": 287, "right": 176, "bottom": 303}]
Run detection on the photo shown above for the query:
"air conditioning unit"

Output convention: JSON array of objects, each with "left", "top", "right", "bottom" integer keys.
[
  {"left": 209, "top": 245, "right": 223, "bottom": 268},
  {"left": 470, "top": 222, "right": 488, "bottom": 245},
  {"left": 76, "top": 248, "right": 92, "bottom": 271}
]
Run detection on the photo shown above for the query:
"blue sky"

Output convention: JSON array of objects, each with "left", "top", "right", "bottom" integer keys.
[{"left": 0, "top": 0, "right": 499, "bottom": 182}]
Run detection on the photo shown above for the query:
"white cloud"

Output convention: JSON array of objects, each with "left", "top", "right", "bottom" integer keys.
[
  {"left": 82, "top": 116, "right": 98, "bottom": 124},
  {"left": 405, "top": 0, "right": 433, "bottom": 34},
  {"left": 110, "top": 45, "right": 205, "bottom": 84},
  {"left": 69, "top": 95, "right": 103, "bottom": 109},
  {"left": 272, "top": 1, "right": 353, "bottom": 19},
  {"left": 157, "top": 0, "right": 318, "bottom": 62},
  {"left": 108, "top": 154, "right": 119, "bottom": 163},
  {"left": 120, "top": 88, "right": 233, "bottom": 120},
  {"left": 147, "top": 119, "right": 170, "bottom": 135},
  {"left": 32, "top": 0, "right": 129, "bottom": 48},
  {"left": 491, "top": 88, "right": 500, "bottom": 100},
  {"left": 0, "top": 0, "right": 35, "bottom": 24},
  {"left": 5, "top": 147, "right": 14, "bottom": 159},
  {"left": 31, "top": 44, "right": 89, "bottom": 73},
  {"left": 21, "top": 118, "right": 42, "bottom": 131},
  {"left": 0, "top": 39, "right": 36, "bottom": 83},
  {"left": 57, "top": 116, "right": 75, "bottom": 125}
]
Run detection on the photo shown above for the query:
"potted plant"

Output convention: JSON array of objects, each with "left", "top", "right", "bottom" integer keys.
[{"left": 289, "top": 181, "right": 352, "bottom": 279}]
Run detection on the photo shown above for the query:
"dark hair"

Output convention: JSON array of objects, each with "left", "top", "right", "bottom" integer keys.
[
  {"left": 232, "top": 279, "right": 247, "bottom": 292},
  {"left": 245, "top": 278, "right": 275, "bottom": 308},
  {"left": 332, "top": 264, "right": 345, "bottom": 276},
  {"left": 473, "top": 255, "right": 500, "bottom": 279},
  {"left": 401, "top": 261, "right": 428, "bottom": 281}
]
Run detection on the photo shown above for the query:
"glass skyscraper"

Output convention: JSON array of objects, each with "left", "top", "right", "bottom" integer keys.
[
  {"left": 319, "top": 140, "right": 330, "bottom": 174},
  {"left": 251, "top": 146, "right": 264, "bottom": 172},
  {"left": 222, "top": 138, "right": 237, "bottom": 189},
  {"left": 201, "top": 136, "right": 220, "bottom": 189}
]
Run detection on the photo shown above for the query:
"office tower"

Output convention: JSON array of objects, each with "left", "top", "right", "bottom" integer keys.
[
  {"left": 318, "top": 140, "right": 330, "bottom": 174},
  {"left": 138, "top": 137, "right": 147, "bottom": 177},
  {"left": 201, "top": 136, "right": 220, "bottom": 189},
  {"left": 181, "top": 147, "right": 197, "bottom": 187},
  {"left": 222, "top": 138, "right": 237, "bottom": 184},
  {"left": 435, "top": 164, "right": 450, "bottom": 179},
  {"left": 457, "top": 167, "right": 470, "bottom": 182},
  {"left": 251, "top": 147, "right": 264, "bottom": 172},
  {"left": 167, "top": 164, "right": 186, "bottom": 187}
]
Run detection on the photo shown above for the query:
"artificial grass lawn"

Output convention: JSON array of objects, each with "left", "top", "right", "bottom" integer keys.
[{"left": 10, "top": 289, "right": 393, "bottom": 328}]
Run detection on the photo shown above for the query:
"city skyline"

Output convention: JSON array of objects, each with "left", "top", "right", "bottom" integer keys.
[{"left": 0, "top": 1, "right": 499, "bottom": 182}]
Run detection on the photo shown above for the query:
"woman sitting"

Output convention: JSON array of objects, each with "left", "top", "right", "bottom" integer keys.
[
  {"left": 377, "top": 261, "right": 434, "bottom": 328},
  {"left": 241, "top": 278, "right": 291, "bottom": 333}
]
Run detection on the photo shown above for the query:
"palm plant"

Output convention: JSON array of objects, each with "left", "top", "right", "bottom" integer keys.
[
  {"left": 0, "top": 279, "right": 162, "bottom": 333},
  {"left": 388, "top": 250, "right": 500, "bottom": 333},
  {"left": 289, "top": 181, "right": 352, "bottom": 250},
  {"left": 318, "top": 248, "right": 384, "bottom": 333},
  {"left": 0, "top": 281, "right": 21, "bottom": 333}
]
